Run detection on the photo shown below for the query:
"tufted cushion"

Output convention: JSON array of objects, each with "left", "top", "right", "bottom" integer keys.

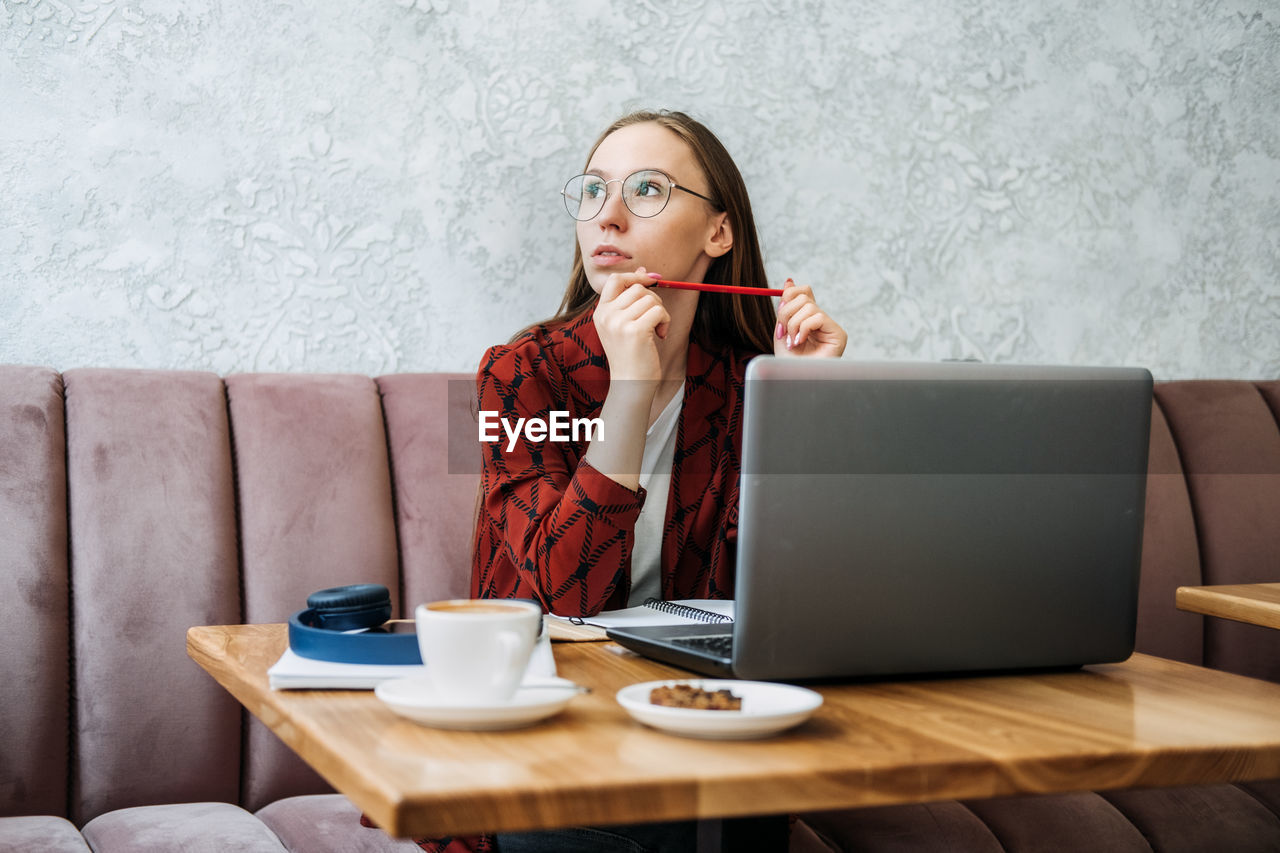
[
  {"left": 1240, "top": 778, "right": 1280, "bottom": 819},
  {"left": 227, "top": 373, "right": 401, "bottom": 810},
  {"left": 62, "top": 369, "right": 243, "bottom": 823},
  {"left": 255, "top": 794, "right": 424, "bottom": 852},
  {"left": 377, "top": 373, "right": 479, "bottom": 611},
  {"left": 0, "top": 367, "right": 69, "bottom": 818},
  {"left": 81, "top": 802, "right": 288, "bottom": 852},
  {"left": 1133, "top": 400, "right": 1203, "bottom": 664},
  {"left": 962, "top": 792, "right": 1152, "bottom": 852},
  {"left": 796, "top": 801, "right": 1003, "bottom": 852},
  {"left": 1153, "top": 382, "right": 1280, "bottom": 683},
  {"left": 1101, "top": 784, "right": 1280, "bottom": 853},
  {"left": 0, "top": 815, "right": 91, "bottom": 852}
]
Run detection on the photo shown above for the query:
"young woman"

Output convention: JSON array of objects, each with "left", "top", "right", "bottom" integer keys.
[
  {"left": 471, "top": 110, "right": 847, "bottom": 627},
  {"left": 400, "top": 110, "right": 847, "bottom": 853}
]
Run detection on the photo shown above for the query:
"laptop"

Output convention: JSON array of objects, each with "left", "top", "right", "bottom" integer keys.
[{"left": 607, "top": 358, "right": 1153, "bottom": 681}]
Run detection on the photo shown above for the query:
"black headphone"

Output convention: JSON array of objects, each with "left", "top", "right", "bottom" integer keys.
[{"left": 287, "top": 583, "right": 422, "bottom": 664}]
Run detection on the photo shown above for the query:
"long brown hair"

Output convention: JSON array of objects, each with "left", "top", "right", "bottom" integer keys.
[{"left": 522, "top": 110, "right": 774, "bottom": 354}]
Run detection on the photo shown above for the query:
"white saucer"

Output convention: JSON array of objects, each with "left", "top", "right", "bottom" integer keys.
[
  {"left": 616, "top": 679, "right": 823, "bottom": 740},
  {"left": 375, "top": 676, "right": 580, "bottom": 730}
]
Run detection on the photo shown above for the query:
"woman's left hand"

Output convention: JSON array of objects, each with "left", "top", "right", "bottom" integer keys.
[{"left": 774, "top": 279, "right": 848, "bottom": 358}]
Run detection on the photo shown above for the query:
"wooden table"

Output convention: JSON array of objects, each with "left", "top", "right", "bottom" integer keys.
[
  {"left": 1176, "top": 583, "right": 1280, "bottom": 629},
  {"left": 188, "top": 624, "right": 1280, "bottom": 838}
]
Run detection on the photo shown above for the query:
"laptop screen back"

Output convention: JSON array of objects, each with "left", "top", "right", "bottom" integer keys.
[{"left": 731, "top": 359, "right": 1153, "bottom": 681}]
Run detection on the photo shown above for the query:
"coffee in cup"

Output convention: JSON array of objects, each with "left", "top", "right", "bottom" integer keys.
[
  {"left": 425, "top": 601, "right": 530, "bottom": 615},
  {"left": 414, "top": 599, "right": 542, "bottom": 704}
]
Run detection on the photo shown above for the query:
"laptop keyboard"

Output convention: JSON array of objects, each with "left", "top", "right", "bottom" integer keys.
[{"left": 671, "top": 634, "right": 734, "bottom": 659}]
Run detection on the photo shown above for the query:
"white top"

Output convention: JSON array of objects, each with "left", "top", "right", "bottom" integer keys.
[{"left": 627, "top": 390, "right": 683, "bottom": 606}]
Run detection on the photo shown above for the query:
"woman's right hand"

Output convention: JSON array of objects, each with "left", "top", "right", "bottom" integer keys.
[{"left": 592, "top": 267, "right": 670, "bottom": 384}]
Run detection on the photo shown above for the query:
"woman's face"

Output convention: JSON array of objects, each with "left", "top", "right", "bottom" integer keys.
[{"left": 577, "top": 122, "right": 729, "bottom": 294}]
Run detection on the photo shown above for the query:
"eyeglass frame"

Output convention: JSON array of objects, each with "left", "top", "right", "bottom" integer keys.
[{"left": 560, "top": 169, "right": 721, "bottom": 221}]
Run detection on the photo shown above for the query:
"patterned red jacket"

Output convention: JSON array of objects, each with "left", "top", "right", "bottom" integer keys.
[{"left": 471, "top": 308, "right": 756, "bottom": 616}]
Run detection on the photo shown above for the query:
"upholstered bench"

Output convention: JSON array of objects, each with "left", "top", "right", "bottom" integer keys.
[{"left": 3, "top": 366, "right": 1278, "bottom": 850}]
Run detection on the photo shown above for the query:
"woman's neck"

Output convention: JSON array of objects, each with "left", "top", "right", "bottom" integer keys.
[{"left": 649, "top": 291, "right": 697, "bottom": 423}]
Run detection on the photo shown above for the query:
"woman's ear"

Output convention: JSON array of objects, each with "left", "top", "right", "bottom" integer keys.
[{"left": 704, "top": 212, "right": 734, "bottom": 259}]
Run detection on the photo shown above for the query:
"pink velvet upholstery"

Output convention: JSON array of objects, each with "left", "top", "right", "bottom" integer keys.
[
  {"left": 963, "top": 793, "right": 1152, "bottom": 851},
  {"left": 2, "top": 366, "right": 1278, "bottom": 852},
  {"left": 1153, "top": 381, "right": 1280, "bottom": 683},
  {"left": 1132, "top": 401, "right": 1204, "bottom": 665},
  {"left": 0, "top": 367, "right": 68, "bottom": 818},
  {"left": 63, "top": 369, "right": 243, "bottom": 823},
  {"left": 377, "top": 373, "right": 477, "bottom": 610},
  {"left": 1103, "top": 784, "right": 1280, "bottom": 853},
  {"left": 227, "top": 373, "right": 402, "bottom": 626},
  {"left": 256, "top": 794, "right": 424, "bottom": 852},
  {"left": 1, "top": 366, "right": 477, "bottom": 851},
  {"left": 81, "top": 802, "right": 289, "bottom": 852},
  {"left": 227, "top": 373, "right": 403, "bottom": 810},
  {"left": 0, "top": 816, "right": 91, "bottom": 852},
  {"left": 797, "top": 801, "right": 1003, "bottom": 852}
]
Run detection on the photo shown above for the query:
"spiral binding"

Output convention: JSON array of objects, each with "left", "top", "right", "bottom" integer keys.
[{"left": 642, "top": 598, "right": 732, "bottom": 623}]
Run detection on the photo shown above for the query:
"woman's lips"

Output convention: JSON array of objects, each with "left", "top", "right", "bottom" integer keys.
[
  {"left": 592, "top": 254, "right": 629, "bottom": 268},
  {"left": 590, "top": 246, "right": 631, "bottom": 268}
]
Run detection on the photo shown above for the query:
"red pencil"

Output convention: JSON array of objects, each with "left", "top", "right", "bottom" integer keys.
[{"left": 653, "top": 279, "right": 785, "bottom": 297}]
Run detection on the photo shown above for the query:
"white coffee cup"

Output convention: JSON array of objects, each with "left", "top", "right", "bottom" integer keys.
[{"left": 414, "top": 599, "right": 542, "bottom": 704}]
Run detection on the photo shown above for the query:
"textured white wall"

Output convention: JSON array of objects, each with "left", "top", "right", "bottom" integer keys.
[{"left": 2, "top": 0, "right": 1277, "bottom": 378}]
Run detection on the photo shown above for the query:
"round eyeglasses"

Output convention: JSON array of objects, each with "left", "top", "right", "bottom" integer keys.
[{"left": 561, "top": 169, "right": 720, "bottom": 221}]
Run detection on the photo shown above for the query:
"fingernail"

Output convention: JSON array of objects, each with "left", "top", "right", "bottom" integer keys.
[
  {"left": 648, "top": 272, "right": 662, "bottom": 280},
  {"left": 787, "top": 335, "right": 794, "bottom": 349},
  {"left": 775, "top": 322, "right": 785, "bottom": 340},
  {"left": 786, "top": 278, "right": 794, "bottom": 286}
]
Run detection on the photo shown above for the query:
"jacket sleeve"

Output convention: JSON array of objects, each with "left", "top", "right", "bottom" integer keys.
[{"left": 471, "top": 339, "right": 645, "bottom": 616}]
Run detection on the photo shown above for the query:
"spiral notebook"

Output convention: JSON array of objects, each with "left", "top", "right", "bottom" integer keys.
[{"left": 546, "top": 598, "right": 734, "bottom": 642}]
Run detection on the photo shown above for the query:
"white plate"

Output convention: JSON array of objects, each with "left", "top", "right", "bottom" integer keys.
[
  {"left": 375, "top": 676, "right": 580, "bottom": 731},
  {"left": 615, "top": 679, "right": 823, "bottom": 740}
]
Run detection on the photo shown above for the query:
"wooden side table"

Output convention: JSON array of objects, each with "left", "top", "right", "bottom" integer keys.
[{"left": 1176, "top": 583, "right": 1280, "bottom": 630}]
